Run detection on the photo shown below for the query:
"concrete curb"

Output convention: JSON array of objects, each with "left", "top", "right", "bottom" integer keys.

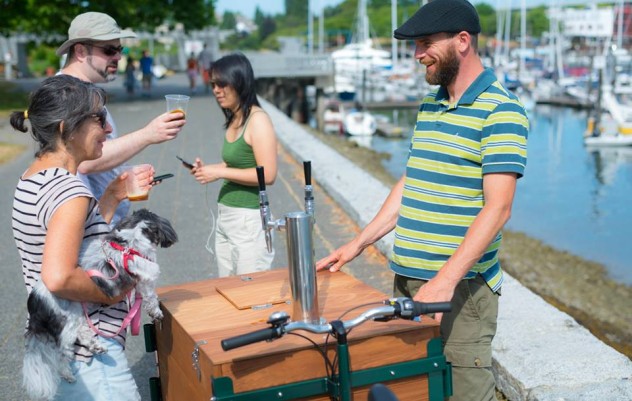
[
  {"left": 260, "top": 99, "right": 396, "bottom": 257},
  {"left": 261, "top": 98, "right": 632, "bottom": 401}
]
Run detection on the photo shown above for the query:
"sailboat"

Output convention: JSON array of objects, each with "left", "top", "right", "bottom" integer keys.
[
  {"left": 322, "top": 99, "right": 345, "bottom": 135},
  {"left": 585, "top": 83, "right": 632, "bottom": 146},
  {"left": 582, "top": 3, "right": 632, "bottom": 146},
  {"left": 329, "top": 0, "right": 380, "bottom": 136},
  {"left": 343, "top": 102, "right": 377, "bottom": 136},
  {"left": 330, "top": 0, "right": 392, "bottom": 103}
]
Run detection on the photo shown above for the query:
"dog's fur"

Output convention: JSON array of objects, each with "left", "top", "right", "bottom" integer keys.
[{"left": 23, "top": 208, "right": 178, "bottom": 401}]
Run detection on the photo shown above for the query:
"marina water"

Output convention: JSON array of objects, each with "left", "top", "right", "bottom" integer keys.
[{"left": 369, "top": 105, "right": 632, "bottom": 286}]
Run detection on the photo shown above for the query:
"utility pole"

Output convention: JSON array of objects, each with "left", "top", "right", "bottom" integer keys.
[
  {"left": 308, "top": 0, "right": 314, "bottom": 55},
  {"left": 319, "top": 0, "right": 324, "bottom": 53}
]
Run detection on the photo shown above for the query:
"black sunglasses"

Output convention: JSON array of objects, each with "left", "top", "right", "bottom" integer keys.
[
  {"left": 87, "top": 109, "right": 108, "bottom": 129},
  {"left": 87, "top": 43, "right": 124, "bottom": 57},
  {"left": 210, "top": 80, "right": 229, "bottom": 89}
]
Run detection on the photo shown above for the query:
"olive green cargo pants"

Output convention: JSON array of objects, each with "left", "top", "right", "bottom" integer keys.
[{"left": 394, "top": 274, "right": 499, "bottom": 401}]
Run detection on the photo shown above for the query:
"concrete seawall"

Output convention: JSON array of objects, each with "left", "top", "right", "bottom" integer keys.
[{"left": 260, "top": 98, "right": 632, "bottom": 401}]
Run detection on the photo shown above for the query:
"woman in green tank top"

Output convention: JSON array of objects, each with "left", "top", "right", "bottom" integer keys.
[{"left": 191, "top": 53, "right": 278, "bottom": 277}]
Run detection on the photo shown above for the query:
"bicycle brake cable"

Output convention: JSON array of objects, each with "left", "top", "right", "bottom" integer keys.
[{"left": 286, "top": 332, "right": 335, "bottom": 378}]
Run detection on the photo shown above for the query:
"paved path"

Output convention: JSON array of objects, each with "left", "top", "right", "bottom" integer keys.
[{"left": 0, "top": 74, "right": 392, "bottom": 400}]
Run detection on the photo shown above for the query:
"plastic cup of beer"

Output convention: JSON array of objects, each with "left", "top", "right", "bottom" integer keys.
[
  {"left": 124, "top": 164, "right": 152, "bottom": 202},
  {"left": 165, "top": 94, "right": 190, "bottom": 119}
]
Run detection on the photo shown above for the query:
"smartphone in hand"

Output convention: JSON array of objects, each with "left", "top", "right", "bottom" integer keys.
[
  {"left": 150, "top": 173, "right": 174, "bottom": 185},
  {"left": 176, "top": 155, "right": 194, "bottom": 170}
]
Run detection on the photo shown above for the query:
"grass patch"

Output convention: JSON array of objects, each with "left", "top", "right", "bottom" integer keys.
[
  {"left": 0, "top": 81, "right": 29, "bottom": 111},
  {"left": 0, "top": 142, "right": 26, "bottom": 164},
  {"left": 0, "top": 82, "right": 30, "bottom": 165}
]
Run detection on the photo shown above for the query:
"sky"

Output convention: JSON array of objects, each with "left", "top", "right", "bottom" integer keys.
[
  {"left": 214, "top": 1, "right": 595, "bottom": 19},
  {"left": 214, "top": 0, "right": 345, "bottom": 18}
]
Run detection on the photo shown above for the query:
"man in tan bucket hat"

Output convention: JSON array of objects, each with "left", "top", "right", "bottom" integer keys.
[
  {"left": 58, "top": 12, "right": 186, "bottom": 225},
  {"left": 56, "top": 12, "right": 137, "bottom": 57}
]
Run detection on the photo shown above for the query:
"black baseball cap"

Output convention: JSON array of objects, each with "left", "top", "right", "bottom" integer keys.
[{"left": 394, "top": 0, "right": 481, "bottom": 40}]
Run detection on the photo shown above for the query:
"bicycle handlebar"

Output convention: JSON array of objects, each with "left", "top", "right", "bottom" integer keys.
[
  {"left": 221, "top": 326, "right": 282, "bottom": 351},
  {"left": 410, "top": 300, "right": 452, "bottom": 316},
  {"left": 221, "top": 298, "right": 451, "bottom": 351}
]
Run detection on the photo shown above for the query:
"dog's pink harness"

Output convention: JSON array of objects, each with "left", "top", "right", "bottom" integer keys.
[{"left": 82, "top": 242, "right": 146, "bottom": 338}]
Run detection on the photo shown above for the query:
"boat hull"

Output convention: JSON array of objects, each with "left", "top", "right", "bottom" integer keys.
[{"left": 344, "top": 111, "right": 377, "bottom": 136}]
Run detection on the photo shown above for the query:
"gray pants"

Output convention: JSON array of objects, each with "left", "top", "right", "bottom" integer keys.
[{"left": 394, "top": 274, "right": 499, "bottom": 401}]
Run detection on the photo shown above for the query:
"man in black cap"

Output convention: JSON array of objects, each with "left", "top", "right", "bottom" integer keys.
[{"left": 317, "top": 1, "right": 529, "bottom": 400}]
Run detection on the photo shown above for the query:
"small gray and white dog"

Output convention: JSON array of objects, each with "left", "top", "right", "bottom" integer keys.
[{"left": 23, "top": 208, "right": 178, "bottom": 401}]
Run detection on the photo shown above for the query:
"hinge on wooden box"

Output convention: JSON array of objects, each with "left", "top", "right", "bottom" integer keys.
[{"left": 191, "top": 340, "right": 208, "bottom": 382}]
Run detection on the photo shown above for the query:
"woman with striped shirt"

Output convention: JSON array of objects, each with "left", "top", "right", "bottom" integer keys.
[{"left": 10, "top": 75, "right": 152, "bottom": 401}]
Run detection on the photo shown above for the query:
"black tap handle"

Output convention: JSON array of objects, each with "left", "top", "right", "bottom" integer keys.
[
  {"left": 256, "top": 166, "right": 266, "bottom": 191},
  {"left": 303, "top": 161, "right": 312, "bottom": 186}
]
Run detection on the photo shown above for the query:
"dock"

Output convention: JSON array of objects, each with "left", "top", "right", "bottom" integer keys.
[
  {"left": 364, "top": 100, "right": 419, "bottom": 110},
  {"left": 375, "top": 120, "right": 407, "bottom": 138},
  {"left": 536, "top": 96, "right": 591, "bottom": 109}
]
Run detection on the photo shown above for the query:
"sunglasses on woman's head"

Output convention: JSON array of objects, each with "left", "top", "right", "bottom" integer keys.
[{"left": 87, "top": 43, "right": 124, "bottom": 57}]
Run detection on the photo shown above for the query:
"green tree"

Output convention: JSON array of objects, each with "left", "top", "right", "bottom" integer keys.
[
  {"left": 285, "top": 0, "right": 308, "bottom": 18},
  {"left": 165, "top": 0, "right": 215, "bottom": 32},
  {"left": 221, "top": 11, "right": 237, "bottom": 30},
  {"left": 259, "top": 17, "right": 277, "bottom": 42},
  {"left": 527, "top": 6, "right": 549, "bottom": 39},
  {"left": 476, "top": 3, "right": 497, "bottom": 37},
  {"left": 0, "top": 0, "right": 215, "bottom": 37},
  {"left": 254, "top": 6, "right": 265, "bottom": 26},
  {"left": 222, "top": 31, "right": 260, "bottom": 50}
]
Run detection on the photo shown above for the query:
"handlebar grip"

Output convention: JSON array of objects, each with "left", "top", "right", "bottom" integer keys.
[
  {"left": 413, "top": 301, "right": 452, "bottom": 315},
  {"left": 303, "top": 161, "right": 312, "bottom": 186},
  {"left": 221, "top": 327, "right": 279, "bottom": 351},
  {"left": 256, "top": 166, "right": 266, "bottom": 191}
]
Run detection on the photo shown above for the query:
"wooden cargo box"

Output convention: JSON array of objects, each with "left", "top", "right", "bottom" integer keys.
[{"left": 149, "top": 269, "right": 451, "bottom": 401}]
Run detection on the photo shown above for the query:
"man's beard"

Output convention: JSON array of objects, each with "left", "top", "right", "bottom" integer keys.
[
  {"left": 425, "top": 45, "right": 460, "bottom": 87},
  {"left": 87, "top": 56, "right": 116, "bottom": 83}
]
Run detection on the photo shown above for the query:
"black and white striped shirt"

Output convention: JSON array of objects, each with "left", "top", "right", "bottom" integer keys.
[{"left": 13, "top": 168, "right": 129, "bottom": 361}]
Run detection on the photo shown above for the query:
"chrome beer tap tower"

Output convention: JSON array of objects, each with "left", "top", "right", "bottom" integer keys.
[{"left": 257, "top": 161, "right": 323, "bottom": 324}]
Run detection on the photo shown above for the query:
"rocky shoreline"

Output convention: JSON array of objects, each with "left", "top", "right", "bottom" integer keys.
[{"left": 307, "top": 127, "right": 632, "bottom": 360}]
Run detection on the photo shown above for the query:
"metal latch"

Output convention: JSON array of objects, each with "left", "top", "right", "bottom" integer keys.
[
  {"left": 191, "top": 340, "right": 208, "bottom": 381},
  {"left": 251, "top": 303, "right": 272, "bottom": 310}
]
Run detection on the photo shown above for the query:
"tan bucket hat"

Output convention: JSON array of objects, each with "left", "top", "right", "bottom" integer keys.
[{"left": 56, "top": 12, "right": 136, "bottom": 56}]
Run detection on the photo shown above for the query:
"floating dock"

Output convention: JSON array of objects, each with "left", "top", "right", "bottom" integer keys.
[{"left": 375, "top": 121, "right": 406, "bottom": 138}]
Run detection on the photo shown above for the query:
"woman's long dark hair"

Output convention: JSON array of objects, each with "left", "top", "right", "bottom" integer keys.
[{"left": 210, "top": 52, "right": 260, "bottom": 129}]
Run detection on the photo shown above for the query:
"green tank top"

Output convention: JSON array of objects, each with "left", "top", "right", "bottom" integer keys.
[{"left": 217, "top": 112, "right": 260, "bottom": 209}]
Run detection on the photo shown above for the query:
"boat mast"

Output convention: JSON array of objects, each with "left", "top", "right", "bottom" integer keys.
[
  {"left": 318, "top": 0, "right": 324, "bottom": 54},
  {"left": 307, "top": 0, "right": 314, "bottom": 55},
  {"left": 357, "top": 0, "right": 369, "bottom": 44},
  {"left": 494, "top": 0, "right": 504, "bottom": 67},
  {"left": 550, "top": 1, "right": 565, "bottom": 81},
  {"left": 503, "top": 0, "right": 511, "bottom": 65},
  {"left": 520, "top": 0, "right": 527, "bottom": 82},
  {"left": 617, "top": 0, "right": 624, "bottom": 49},
  {"left": 391, "top": 0, "right": 397, "bottom": 69}
]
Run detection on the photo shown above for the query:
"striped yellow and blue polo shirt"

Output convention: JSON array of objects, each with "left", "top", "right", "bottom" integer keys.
[{"left": 390, "top": 68, "right": 528, "bottom": 292}]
